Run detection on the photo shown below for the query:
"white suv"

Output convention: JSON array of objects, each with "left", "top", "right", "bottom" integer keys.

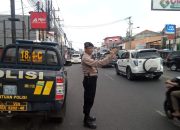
[{"left": 115, "top": 49, "right": 163, "bottom": 80}]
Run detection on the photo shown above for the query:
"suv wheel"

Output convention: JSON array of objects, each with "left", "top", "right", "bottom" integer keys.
[
  {"left": 126, "top": 67, "right": 134, "bottom": 80},
  {"left": 153, "top": 75, "right": 161, "bottom": 80},
  {"left": 115, "top": 65, "right": 120, "bottom": 75},
  {"left": 170, "top": 64, "right": 177, "bottom": 71}
]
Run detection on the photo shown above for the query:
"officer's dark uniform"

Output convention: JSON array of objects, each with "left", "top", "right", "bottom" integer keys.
[{"left": 81, "top": 42, "right": 113, "bottom": 129}]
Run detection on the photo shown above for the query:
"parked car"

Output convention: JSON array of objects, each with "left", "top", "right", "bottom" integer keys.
[
  {"left": 166, "top": 51, "right": 180, "bottom": 71},
  {"left": 115, "top": 49, "right": 163, "bottom": 80},
  {"left": 71, "top": 54, "right": 81, "bottom": 63}
]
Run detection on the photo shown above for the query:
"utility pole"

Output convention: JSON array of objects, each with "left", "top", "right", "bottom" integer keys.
[
  {"left": 21, "top": 0, "right": 26, "bottom": 39},
  {"left": 47, "top": 0, "right": 51, "bottom": 31},
  {"left": 125, "top": 17, "right": 133, "bottom": 49},
  {"left": 52, "top": 6, "right": 60, "bottom": 42},
  {"left": 10, "top": 0, "right": 16, "bottom": 44},
  {"left": 37, "top": 1, "right": 40, "bottom": 40}
]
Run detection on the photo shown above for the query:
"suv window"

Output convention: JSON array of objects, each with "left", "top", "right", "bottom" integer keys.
[
  {"left": 137, "top": 51, "right": 160, "bottom": 59},
  {"left": 121, "top": 52, "right": 129, "bottom": 59},
  {"left": 3, "top": 47, "right": 16, "bottom": 63},
  {"left": 131, "top": 52, "right": 137, "bottom": 58},
  {"left": 72, "top": 54, "right": 80, "bottom": 58},
  {"left": 117, "top": 50, "right": 126, "bottom": 58}
]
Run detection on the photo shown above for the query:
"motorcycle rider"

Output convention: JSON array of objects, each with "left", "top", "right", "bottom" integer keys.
[{"left": 165, "top": 77, "right": 180, "bottom": 117}]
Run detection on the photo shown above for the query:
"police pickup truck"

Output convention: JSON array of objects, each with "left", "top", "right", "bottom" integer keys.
[{"left": 0, "top": 40, "right": 67, "bottom": 122}]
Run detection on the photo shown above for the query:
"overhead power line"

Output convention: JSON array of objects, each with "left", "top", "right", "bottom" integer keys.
[{"left": 64, "top": 18, "right": 127, "bottom": 28}]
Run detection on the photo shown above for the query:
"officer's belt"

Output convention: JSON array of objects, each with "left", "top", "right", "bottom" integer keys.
[{"left": 84, "top": 73, "right": 98, "bottom": 77}]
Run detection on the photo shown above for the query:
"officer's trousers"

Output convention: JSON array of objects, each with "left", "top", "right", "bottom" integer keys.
[{"left": 83, "top": 76, "right": 98, "bottom": 116}]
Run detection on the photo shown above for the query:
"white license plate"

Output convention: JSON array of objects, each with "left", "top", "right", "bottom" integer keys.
[{"left": 3, "top": 85, "right": 17, "bottom": 95}]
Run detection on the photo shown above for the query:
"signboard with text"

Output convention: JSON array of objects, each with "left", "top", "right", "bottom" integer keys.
[
  {"left": 151, "top": 0, "right": 180, "bottom": 11},
  {"left": 164, "top": 24, "right": 176, "bottom": 40},
  {"left": 30, "top": 12, "right": 47, "bottom": 29},
  {"left": 165, "top": 24, "right": 176, "bottom": 34}
]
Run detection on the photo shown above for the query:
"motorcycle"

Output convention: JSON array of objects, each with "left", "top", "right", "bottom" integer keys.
[{"left": 164, "top": 77, "right": 180, "bottom": 120}]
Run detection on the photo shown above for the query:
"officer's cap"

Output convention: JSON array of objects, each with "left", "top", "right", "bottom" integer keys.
[{"left": 84, "top": 42, "right": 94, "bottom": 48}]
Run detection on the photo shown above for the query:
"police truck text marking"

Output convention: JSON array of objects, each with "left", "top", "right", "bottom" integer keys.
[{"left": 0, "top": 70, "right": 44, "bottom": 80}]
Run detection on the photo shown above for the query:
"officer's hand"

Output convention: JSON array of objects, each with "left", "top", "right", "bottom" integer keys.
[{"left": 110, "top": 48, "right": 118, "bottom": 55}]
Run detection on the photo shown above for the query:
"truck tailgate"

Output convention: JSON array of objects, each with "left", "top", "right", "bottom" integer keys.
[{"left": 0, "top": 69, "right": 61, "bottom": 102}]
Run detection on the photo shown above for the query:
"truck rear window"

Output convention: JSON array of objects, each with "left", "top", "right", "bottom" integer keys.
[
  {"left": 47, "top": 50, "right": 58, "bottom": 65},
  {"left": 19, "top": 48, "right": 46, "bottom": 64},
  {"left": 3, "top": 48, "right": 16, "bottom": 63},
  {"left": 3, "top": 46, "right": 59, "bottom": 66}
]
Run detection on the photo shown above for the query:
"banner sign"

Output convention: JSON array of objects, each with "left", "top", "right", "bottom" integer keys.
[
  {"left": 30, "top": 12, "right": 47, "bottom": 29},
  {"left": 151, "top": 0, "right": 180, "bottom": 11}
]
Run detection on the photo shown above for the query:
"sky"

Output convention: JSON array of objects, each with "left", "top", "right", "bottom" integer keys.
[{"left": 0, "top": 0, "right": 180, "bottom": 50}]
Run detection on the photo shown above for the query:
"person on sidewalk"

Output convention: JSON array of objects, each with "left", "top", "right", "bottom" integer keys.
[{"left": 81, "top": 42, "right": 117, "bottom": 129}]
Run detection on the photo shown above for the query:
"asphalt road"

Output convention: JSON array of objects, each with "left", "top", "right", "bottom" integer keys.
[{"left": 0, "top": 64, "right": 180, "bottom": 130}]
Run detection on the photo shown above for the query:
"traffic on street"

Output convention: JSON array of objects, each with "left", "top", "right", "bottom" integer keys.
[
  {"left": 0, "top": 0, "right": 180, "bottom": 130},
  {"left": 0, "top": 64, "right": 179, "bottom": 130}
]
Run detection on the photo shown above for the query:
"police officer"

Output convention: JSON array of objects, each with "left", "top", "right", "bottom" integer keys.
[{"left": 81, "top": 42, "right": 117, "bottom": 129}]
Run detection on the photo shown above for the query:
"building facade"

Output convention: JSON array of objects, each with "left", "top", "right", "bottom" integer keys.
[
  {"left": 124, "top": 30, "right": 162, "bottom": 50},
  {"left": 103, "top": 36, "right": 123, "bottom": 49},
  {"left": 0, "top": 15, "right": 36, "bottom": 47}
]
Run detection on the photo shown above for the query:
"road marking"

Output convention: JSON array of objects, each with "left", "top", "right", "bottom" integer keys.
[
  {"left": 104, "top": 73, "right": 114, "bottom": 81},
  {"left": 155, "top": 110, "right": 166, "bottom": 117}
]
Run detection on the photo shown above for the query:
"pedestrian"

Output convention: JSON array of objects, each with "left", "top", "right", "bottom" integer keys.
[{"left": 81, "top": 42, "right": 117, "bottom": 129}]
